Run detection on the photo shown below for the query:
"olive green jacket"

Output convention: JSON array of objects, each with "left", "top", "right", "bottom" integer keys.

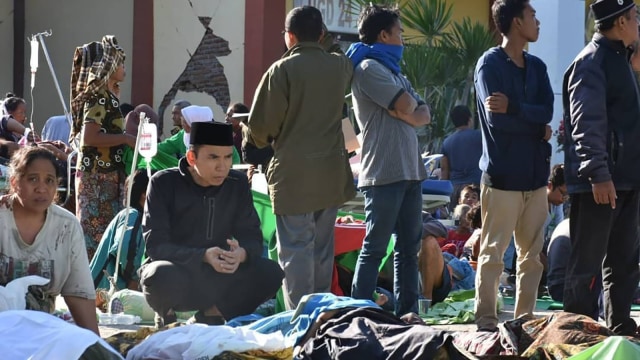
[{"left": 247, "top": 41, "right": 355, "bottom": 215}]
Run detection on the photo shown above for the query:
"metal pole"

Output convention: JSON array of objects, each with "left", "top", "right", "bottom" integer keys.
[{"left": 36, "top": 31, "right": 72, "bottom": 130}]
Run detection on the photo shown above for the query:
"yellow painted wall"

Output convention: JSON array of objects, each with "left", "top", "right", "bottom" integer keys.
[
  {"left": 285, "top": 0, "right": 490, "bottom": 39},
  {"left": 449, "top": 0, "right": 490, "bottom": 27}
]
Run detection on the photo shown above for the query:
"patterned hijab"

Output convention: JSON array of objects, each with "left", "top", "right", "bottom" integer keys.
[{"left": 70, "top": 35, "right": 125, "bottom": 138}]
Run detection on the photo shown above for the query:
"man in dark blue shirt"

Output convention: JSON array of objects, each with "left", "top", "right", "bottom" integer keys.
[
  {"left": 473, "top": 0, "right": 553, "bottom": 332},
  {"left": 440, "top": 105, "right": 482, "bottom": 209}
]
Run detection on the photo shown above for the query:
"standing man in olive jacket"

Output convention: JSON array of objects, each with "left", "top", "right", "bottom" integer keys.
[
  {"left": 563, "top": 0, "right": 640, "bottom": 336},
  {"left": 246, "top": 6, "right": 355, "bottom": 310}
]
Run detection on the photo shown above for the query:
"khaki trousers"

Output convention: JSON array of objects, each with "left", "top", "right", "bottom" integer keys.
[{"left": 475, "top": 185, "right": 547, "bottom": 329}]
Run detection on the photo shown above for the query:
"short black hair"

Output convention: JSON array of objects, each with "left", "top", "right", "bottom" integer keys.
[
  {"left": 594, "top": 6, "right": 635, "bottom": 32},
  {"left": 461, "top": 184, "right": 480, "bottom": 199},
  {"left": 3, "top": 92, "right": 25, "bottom": 113},
  {"left": 492, "top": 0, "right": 528, "bottom": 35},
  {"left": 357, "top": 5, "right": 400, "bottom": 45},
  {"left": 450, "top": 105, "right": 472, "bottom": 128},
  {"left": 549, "top": 163, "right": 565, "bottom": 189},
  {"left": 127, "top": 169, "right": 152, "bottom": 212},
  {"left": 173, "top": 100, "right": 191, "bottom": 110},
  {"left": 119, "top": 103, "right": 135, "bottom": 117},
  {"left": 285, "top": 6, "right": 323, "bottom": 42},
  {"left": 189, "top": 145, "right": 202, "bottom": 157},
  {"left": 231, "top": 102, "right": 250, "bottom": 114}
]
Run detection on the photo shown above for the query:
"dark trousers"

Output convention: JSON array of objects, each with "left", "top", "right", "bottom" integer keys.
[
  {"left": 563, "top": 191, "right": 640, "bottom": 333},
  {"left": 140, "top": 257, "right": 284, "bottom": 320}
]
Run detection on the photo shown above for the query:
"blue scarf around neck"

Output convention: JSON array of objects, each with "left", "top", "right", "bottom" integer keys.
[{"left": 345, "top": 42, "right": 404, "bottom": 74}]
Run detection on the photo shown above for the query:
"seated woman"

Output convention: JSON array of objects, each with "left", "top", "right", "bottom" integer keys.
[
  {"left": 1, "top": 93, "right": 32, "bottom": 145},
  {"left": 0, "top": 146, "right": 98, "bottom": 334},
  {"left": 90, "top": 170, "right": 150, "bottom": 293}
]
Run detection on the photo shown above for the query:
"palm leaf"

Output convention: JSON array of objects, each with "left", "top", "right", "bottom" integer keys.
[
  {"left": 401, "top": 0, "right": 453, "bottom": 43},
  {"left": 345, "top": 0, "right": 399, "bottom": 17},
  {"left": 448, "top": 17, "right": 497, "bottom": 70}
]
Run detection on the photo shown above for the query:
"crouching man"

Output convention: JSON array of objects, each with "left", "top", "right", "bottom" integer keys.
[{"left": 140, "top": 121, "right": 284, "bottom": 327}]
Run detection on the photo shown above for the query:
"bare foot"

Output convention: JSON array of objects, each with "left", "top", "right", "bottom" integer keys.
[{"left": 374, "top": 292, "right": 388, "bottom": 306}]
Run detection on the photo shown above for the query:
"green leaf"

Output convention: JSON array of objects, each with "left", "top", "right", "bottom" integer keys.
[
  {"left": 345, "top": 0, "right": 399, "bottom": 18},
  {"left": 401, "top": 0, "right": 453, "bottom": 43}
]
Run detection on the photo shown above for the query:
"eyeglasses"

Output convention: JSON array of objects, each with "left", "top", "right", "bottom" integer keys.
[
  {"left": 558, "top": 187, "right": 569, "bottom": 201},
  {"left": 281, "top": 29, "right": 288, "bottom": 35}
]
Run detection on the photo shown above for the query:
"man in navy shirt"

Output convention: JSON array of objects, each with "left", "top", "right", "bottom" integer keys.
[
  {"left": 440, "top": 105, "right": 482, "bottom": 209},
  {"left": 473, "top": 0, "right": 553, "bottom": 332}
]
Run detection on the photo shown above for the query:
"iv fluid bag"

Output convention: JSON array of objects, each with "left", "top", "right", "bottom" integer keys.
[{"left": 138, "top": 122, "right": 157, "bottom": 159}]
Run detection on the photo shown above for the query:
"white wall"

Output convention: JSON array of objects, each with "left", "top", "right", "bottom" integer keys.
[
  {"left": 154, "top": 0, "right": 245, "bottom": 135},
  {"left": 528, "top": 0, "right": 585, "bottom": 166},
  {"left": 0, "top": 2, "right": 14, "bottom": 97},
  {"left": 21, "top": 0, "right": 133, "bottom": 132}
]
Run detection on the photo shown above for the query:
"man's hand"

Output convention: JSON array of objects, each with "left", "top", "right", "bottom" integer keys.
[
  {"left": 592, "top": 180, "right": 616, "bottom": 209},
  {"left": 218, "top": 239, "right": 247, "bottom": 274},
  {"left": 543, "top": 124, "right": 552, "bottom": 141},
  {"left": 203, "top": 247, "right": 227, "bottom": 273},
  {"left": 484, "top": 92, "right": 509, "bottom": 114}
]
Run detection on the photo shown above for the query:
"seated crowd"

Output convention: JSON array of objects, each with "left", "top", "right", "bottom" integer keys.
[
  {"left": 2, "top": 2, "right": 634, "bottom": 348},
  {"left": 0, "top": 88, "right": 571, "bottom": 337}
]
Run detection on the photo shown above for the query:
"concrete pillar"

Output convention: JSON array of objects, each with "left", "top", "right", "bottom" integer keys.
[
  {"left": 528, "top": 0, "right": 585, "bottom": 165},
  {"left": 244, "top": 0, "right": 286, "bottom": 104}
]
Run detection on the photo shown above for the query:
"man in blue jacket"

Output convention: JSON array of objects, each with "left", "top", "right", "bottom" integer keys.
[
  {"left": 563, "top": 0, "right": 640, "bottom": 336},
  {"left": 473, "top": 0, "right": 553, "bottom": 332}
]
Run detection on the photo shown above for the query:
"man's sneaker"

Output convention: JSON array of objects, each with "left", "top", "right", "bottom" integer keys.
[
  {"left": 154, "top": 311, "right": 177, "bottom": 329},
  {"left": 186, "top": 311, "right": 225, "bottom": 326}
]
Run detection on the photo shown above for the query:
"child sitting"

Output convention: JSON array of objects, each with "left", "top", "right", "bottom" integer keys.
[
  {"left": 462, "top": 203, "right": 482, "bottom": 262},
  {"left": 440, "top": 204, "right": 472, "bottom": 257}
]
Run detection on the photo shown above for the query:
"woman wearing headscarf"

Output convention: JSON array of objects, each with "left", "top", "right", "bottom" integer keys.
[{"left": 70, "top": 35, "right": 136, "bottom": 259}]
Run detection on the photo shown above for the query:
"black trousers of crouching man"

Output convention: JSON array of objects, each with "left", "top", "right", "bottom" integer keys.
[
  {"left": 140, "top": 257, "right": 284, "bottom": 320},
  {"left": 563, "top": 190, "right": 640, "bottom": 334}
]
